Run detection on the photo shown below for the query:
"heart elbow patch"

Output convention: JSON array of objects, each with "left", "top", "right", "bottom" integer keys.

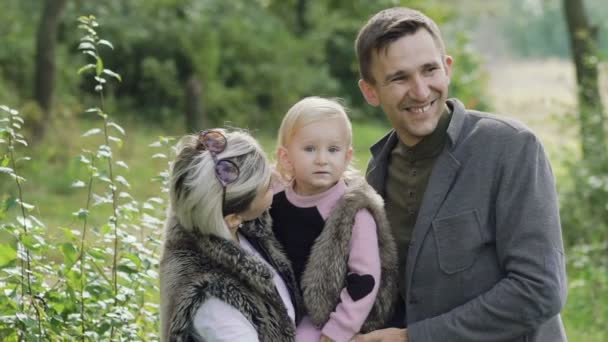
[{"left": 346, "top": 273, "right": 375, "bottom": 301}]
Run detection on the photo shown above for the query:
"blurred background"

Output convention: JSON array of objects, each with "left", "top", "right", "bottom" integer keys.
[{"left": 1, "top": 0, "right": 607, "bottom": 340}]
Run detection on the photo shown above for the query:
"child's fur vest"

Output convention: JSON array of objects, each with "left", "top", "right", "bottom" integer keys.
[
  {"left": 301, "top": 177, "right": 399, "bottom": 332},
  {"left": 160, "top": 213, "right": 301, "bottom": 342}
]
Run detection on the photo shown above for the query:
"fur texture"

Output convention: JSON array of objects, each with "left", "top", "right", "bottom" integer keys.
[
  {"left": 300, "top": 177, "right": 399, "bottom": 332},
  {"left": 160, "top": 213, "right": 300, "bottom": 342}
]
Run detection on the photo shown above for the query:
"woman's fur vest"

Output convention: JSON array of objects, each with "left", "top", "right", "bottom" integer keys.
[
  {"left": 301, "top": 177, "right": 399, "bottom": 332},
  {"left": 160, "top": 212, "right": 302, "bottom": 342}
]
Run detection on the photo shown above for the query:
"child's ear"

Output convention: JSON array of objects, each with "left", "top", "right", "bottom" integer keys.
[
  {"left": 346, "top": 146, "right": 353, "bottom": 164},
  {"left": 277, "top": 146, "right": 292, "bottom": 170}
]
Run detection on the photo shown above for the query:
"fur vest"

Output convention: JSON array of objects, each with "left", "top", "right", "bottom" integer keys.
[
  {"left": 300, "top": 177, "right": 399, "bottom": 332},
  {"left": 160, "top": 213, "right": 301, "bottom": 342}
]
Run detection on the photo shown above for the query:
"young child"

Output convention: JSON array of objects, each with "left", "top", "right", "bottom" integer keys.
[{"left": 270, "top": 96, "right": 398, "bottom": 342}]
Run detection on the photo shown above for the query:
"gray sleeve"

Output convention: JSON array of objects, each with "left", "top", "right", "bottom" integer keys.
[{"left": 408, "top": 130, "right": 567, "bottom": 341}]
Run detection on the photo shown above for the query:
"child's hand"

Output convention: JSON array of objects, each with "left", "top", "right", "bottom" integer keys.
[{"left": 320, "top": 334, "right": 334, "bottom": 342}]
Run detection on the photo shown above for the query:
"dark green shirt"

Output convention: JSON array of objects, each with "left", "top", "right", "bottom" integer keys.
[{"left": 385, "top": 108, "right": 452, "bottom": 299}]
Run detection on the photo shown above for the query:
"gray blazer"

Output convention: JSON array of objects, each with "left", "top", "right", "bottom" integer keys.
[{"left": 366, "top": 99, "right": 567, "bottom": 342}]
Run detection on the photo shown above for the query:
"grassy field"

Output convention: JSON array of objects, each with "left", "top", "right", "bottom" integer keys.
[{"left": 2, "top": 59, "right": 607, "bottom": 340}]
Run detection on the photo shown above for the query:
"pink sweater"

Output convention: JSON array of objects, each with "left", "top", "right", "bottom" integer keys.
[{"left": 277, "top": 180, "right": 381, "bottom": 342}]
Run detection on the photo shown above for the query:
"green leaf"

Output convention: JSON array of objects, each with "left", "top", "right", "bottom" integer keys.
[
  {"left": 98, "top": 39, "right": 114, "bottom": 50},
  {"left": 0, "top": 243, "right": 17, "bottom": 267},
  {"left": 0, "top": 166, "right": 14, "bottom": 175},
  {"left": 82, "top": 128, "right": 102, "bottom": 137},
  {"left": 78, "top": 42, "right": 96, "bottom": 51},
  {"left": 108, "top": 136, "right": 123, "bottom": 147},
  {"left": 102, "top": 69, "right": 122, "bottom": 82},
  {"left": 72, "top": 208, "right": 89, "bottom": 219},
  {"left": 117, "top": 264, "right": 138, "bottom": 275},
  {"left": 108, "top": 122, "right": 126, "bottom": 135},
  {"left": 87, "top": 249, "right": 106, "bottom": 261},
  {"left": 62, "top": 243, "right": 79, "bottom": 265},
  {"left": 77, "top": 64, "right": 96, "bottom": 75},
  {"left": 96, "top": 57, "right": 104, "bottom": 77},
  {"left": 71, "top": 180, "right": 86, "bottom": 188}
]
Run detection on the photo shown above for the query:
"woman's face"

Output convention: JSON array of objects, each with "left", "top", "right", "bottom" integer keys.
[{"left": 237, "top": 178, "right": 273, "bottom": 221}]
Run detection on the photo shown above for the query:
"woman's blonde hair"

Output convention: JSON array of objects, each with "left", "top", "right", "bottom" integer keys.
[
  {"left": 275, "top": 96, "right": 356, "bottom": 182},
  {"left": 166, "top": 129, "right": 271, "bottom": 239}
]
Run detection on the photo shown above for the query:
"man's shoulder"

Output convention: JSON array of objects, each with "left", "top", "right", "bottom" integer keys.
[{"left": 450, "top": 98, "right": 543, "bottom": 150}]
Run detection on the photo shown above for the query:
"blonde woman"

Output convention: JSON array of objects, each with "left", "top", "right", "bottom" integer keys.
[{"left": 160, "top": 129, "right": 301, "bottom": 341}]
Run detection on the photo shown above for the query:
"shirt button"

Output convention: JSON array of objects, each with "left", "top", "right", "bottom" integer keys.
[{"left": 411, "top": 169, "right": 417, "bottom": 176}]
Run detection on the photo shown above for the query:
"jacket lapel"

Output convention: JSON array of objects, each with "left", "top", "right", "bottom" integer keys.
[
  {"left": 405, "top": 147, "right": 461, "bottom": 293},
  {"left": 366, "top": 130, "right": 399, "bottom": 196}
]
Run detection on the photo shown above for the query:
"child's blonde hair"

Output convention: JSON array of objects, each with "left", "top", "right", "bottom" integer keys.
[{"left": 276, "top": 96, "right": 356, "bottom": 182}]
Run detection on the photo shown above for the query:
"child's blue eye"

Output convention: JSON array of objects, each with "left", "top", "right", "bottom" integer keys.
[
  {"left": 304, "top": 146, "right": 315, "bottom": 152},
  {"left": 328, "top": 146, "right": 340, "bottom": 153}
]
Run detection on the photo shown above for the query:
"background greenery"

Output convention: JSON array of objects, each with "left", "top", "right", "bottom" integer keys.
[{"left": 1, "top": 0, "right": 607, "bottom": 340}]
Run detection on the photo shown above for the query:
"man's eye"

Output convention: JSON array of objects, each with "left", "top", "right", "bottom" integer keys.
[{"left": 425, "top": 67, "right": 438, "bottom": 75}]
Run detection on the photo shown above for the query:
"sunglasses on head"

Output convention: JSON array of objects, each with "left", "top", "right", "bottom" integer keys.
[{"left": 198, "top": 130, "right": 240, "bottom": 213}]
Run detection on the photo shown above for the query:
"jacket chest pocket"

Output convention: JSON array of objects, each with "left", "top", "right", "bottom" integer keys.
[{"left": 432, "top": 210, "right": 483, "bottom": 274}]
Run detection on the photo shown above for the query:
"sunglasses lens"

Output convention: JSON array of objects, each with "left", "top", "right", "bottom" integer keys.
[
  {"left": 202, "top": 131, "right": 227, "bottom": 153},
  {"left": 215, "top": 160, "right": 239, "bottom": 185}
]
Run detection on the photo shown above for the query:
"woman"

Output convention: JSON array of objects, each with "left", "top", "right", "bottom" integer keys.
[{"left": 160, "top": 129, "right": 301, "bottom": 341}]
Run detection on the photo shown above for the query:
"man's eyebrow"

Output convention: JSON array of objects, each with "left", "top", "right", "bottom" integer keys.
[{"left": 383, "top": 61, "right": 441, "bottom": 84}]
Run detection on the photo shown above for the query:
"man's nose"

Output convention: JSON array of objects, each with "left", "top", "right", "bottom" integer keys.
[{"left": 409, "top": 75, "right": 431, "bottom": 101}]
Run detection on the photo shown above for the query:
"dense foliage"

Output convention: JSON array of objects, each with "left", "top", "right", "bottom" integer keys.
[{"left": 0, "top": 0, "right": 490, "bottom": 132}]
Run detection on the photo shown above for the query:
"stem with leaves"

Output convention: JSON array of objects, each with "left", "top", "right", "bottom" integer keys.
[
  {"left": 0, "top": 105, "right": 43, "bottom": 340},
  {"left": 76, "top": 15, "right": 123, "bottom": 339}
]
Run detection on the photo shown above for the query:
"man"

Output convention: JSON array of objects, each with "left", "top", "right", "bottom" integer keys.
[{"left": 355, "top": 7, "right": 567, "bottom": 342}]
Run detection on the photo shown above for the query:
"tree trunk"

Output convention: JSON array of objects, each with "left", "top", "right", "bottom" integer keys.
[
  {"left": 295, "top": 0, "right": 308, "bottom": 36},
  {"left": 563, "top": 0, "right": 607, "bottom": 165},
  {"left": 184, "top": 75, "right": 207, "bottom": 131},
  {"left": 563, "top": 0, "right": 608, "bottom": 233},
  {"left": 33, "top": 0, "right": 68, "bottom": 142}
]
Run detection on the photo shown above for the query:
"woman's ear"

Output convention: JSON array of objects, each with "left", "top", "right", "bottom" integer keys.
[{"left": 223, "top": 213, "right": 242, "bottom": 230}]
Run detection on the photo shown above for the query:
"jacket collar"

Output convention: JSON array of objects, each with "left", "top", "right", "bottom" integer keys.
[{"left": 366, "top": 98, "right": 466, "bottom": 193}]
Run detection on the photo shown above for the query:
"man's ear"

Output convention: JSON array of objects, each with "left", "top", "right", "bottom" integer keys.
[
  {"left": 444, "top": 55, "right": 454, "bottom": 81},
  {"left": 358, "top": 79, "right": 380, "bottom": 107}
]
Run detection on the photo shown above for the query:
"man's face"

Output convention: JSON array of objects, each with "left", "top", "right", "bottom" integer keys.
[{"left": 359, "top": 29, "right": 453, "bottom": 146}]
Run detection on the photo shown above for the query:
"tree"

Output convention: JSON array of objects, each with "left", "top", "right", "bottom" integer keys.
[
  {"left": 33, "top": 0, "right": 68, "bottom": 142},
  {"left": 562, "top": 0, "right": 608, "bottom": 240},
  {"left": 563, "top": 0, "right": 607, "bottom": 166}
]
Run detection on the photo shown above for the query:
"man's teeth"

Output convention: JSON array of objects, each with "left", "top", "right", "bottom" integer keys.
[{"left": 409, "top": 102, "right": 432, "bottom": 113}]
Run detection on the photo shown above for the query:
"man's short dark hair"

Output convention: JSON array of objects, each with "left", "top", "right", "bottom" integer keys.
[{"left": 355, "top": 7, "right": 446, "bottom": 84}]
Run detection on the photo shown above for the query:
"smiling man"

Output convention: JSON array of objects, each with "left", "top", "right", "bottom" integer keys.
[{"left": 355, "top": 7, "right": 567, "bottom": 342}]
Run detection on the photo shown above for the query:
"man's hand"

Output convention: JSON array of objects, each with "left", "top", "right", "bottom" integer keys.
[
  {"left": 352, "top": 328, "right": 407, "bottom": 342},
  {"left": 320, "top": 334, "right": 334, "bottom": 342}
]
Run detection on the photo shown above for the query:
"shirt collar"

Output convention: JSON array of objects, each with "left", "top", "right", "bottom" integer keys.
[{"left": 398, "top": 105, "right": 452, "bottom": 161}]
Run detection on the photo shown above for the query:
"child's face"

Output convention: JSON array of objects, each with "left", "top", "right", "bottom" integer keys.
[{"left": 281, "top": 117, "right": 352, "bottom": 196}]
